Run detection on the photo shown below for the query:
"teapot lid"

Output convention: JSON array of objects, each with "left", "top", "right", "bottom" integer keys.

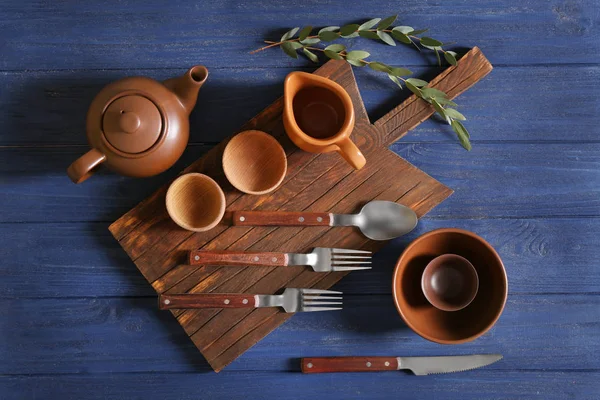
[{"left": 102, "top": 95, "right": 162, "bottom": 154}]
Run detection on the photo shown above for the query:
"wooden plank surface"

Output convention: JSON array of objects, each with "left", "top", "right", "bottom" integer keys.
[
  {"left": 2, "top": 0, "right": 600, "bottom": 397},
  {"left": 109, "top": 52, "right": 497, "bottom": 370}
]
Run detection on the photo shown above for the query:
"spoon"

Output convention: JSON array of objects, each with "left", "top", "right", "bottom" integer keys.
[{"left": 232, "top": 200, "right": 418, "bottom": 240}]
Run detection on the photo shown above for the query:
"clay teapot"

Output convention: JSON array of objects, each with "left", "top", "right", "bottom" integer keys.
[{"left": 67, "top": 66, "right": 208, "bottom": 183}]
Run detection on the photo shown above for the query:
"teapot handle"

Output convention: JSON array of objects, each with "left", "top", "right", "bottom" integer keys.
[{"left": 67, "top": 148, "right": 106, "bottom": 184}]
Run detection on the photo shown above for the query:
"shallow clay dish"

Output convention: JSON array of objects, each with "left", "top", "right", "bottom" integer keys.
[
  {"left": 165, "top": 173, "right": 226, "bottom": 232},
  {"left": 222, "top": 130, "right": 287, "bottom": 195},
  {"left": 393, "top": 228, "right": 508, "bottom": 344}
]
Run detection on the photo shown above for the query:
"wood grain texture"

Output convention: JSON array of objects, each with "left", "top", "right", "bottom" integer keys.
[
  {"left": 232, "top": 211, "right": 331, "bottom": 226},
  {"left": 159, "top": 293, "right": 257, "bottom": 310},
  {"left": 107, "top": 53, "right": 496, "bottom": 370},
  {"left": 301, "top": 357, "right": 399, "bottom": 373},
  {"left": 189, "top": 250, "right": 288, "bottom": 266}
]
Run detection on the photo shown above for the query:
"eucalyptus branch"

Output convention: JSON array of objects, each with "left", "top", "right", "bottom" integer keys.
[{"left": 250, "top": 15, "right": 471, "bottom": 150}]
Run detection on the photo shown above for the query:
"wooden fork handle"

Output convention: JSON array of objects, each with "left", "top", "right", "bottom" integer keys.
[
  {"left": 189, "top": 250, "right": 288, "bottom": 266},
  {"left": 159, "top": 294, "right": 257, "bottom": 310},
  {"left": 301, "top": 357, "right": 399, "bottom": 373},
  {"left": 232, "top": 211, "right": 331, "bottom": 226}
]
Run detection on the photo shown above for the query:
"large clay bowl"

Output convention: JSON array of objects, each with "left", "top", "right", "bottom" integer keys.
[{"left": 393, "top": 228, "right": 508, "bottom": 344}]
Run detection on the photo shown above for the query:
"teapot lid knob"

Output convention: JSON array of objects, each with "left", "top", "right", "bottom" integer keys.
[{"left": 119, "top": 111, "right": 141, "bottom": 133}]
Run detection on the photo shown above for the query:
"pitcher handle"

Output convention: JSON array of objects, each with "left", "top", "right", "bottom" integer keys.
[
  {"left": 337, "top": 138, "right": 366, "bottom": 170},
  {"left": 67, "top": 148, "right": 106, "bottom": 184}
]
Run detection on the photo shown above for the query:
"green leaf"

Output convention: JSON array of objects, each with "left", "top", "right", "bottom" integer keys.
[
  {"left": 281, "top": 42, "right": 298, "bottom": 59},
  {"left": 377, "top": 14, "right": 397, "bottom": 30},
  {"left": 319, "top": 30, "right": 340, "bottom": 42},
  {"left": 345, "top": 50, "right": 370, "bottom": 61},
  {"left": 391, "top": 30, "right": 411, "bottom": 44},
  {"left": 300, "top": 37, "right": 320, "bottom": 45},
  {"left": 318, "top": 26, "right": 340, "bottom": 34},
  {"left": 302, "top": 48, "right": 319, "bottom": 63},
  {"left": 281, "top": 27, "right": 299, "bottom": 41},
  {"left": 420, "top": 37, "right": 443, "bottom": 47},
  {"left": 324, "top": 49, "right": 343, "bottom": 60},
  {"left": 340, "top": 24, "right": 359, "bottom": 37},
  {"left": 388, "top": 74, "right": 403, "bottom": 88},
  {"left": 298, "top": 26, "right": 312, "bottom": 41},
  {"left": 325, "top": 44, "right": 345, "bottom": 52},
  {"left": 444, "top": 51, "right": 458, "bottom": 66},
  {"left": 289, "top": 41, "right": 304, "bottom": 50},
  {"left": 377, "top": 31, "right": 396, "bottom": 46},
  {"left": 405, "top": 80, "right": 423, "bottom": 98},
  {"left": 435, "top": 97, "right": 458, "bottom": 107},
  {"left": 431, "top": 99, "right": 449, "bottom": 123},
  {"left": 409, "top": 28, "right": 429, "bottom": 35},
  {"left": 346, "top": 59, "right": 367, "bottom": 67},
  {"left": 393, "top": 26, "right": 413, "bottom": 34},
  {"left": 452, "top": 120, "right": 472, "bottom": 150},
  {"left": 358, "top": 18, "right": 381, "bottom": 31},
  {"left": 406, "top": 78, "right": 428, "bottom": 87},
  {"left": 421, "top": 87, "right": 448, "bottom": 100},
  {"left": 358, "top": 30, "right": 379, "bottom": 40},
  {"left": 389, "top": 67, "right": 412, "bottom": 76},
  {"left": 444, "top": 108, "right": 466, "bottom": 121},
  {"left": 435, "top": 48, "right": 441, "bottom": 66},
  {"left": 368, "top": 61, "right": 391, "bottom": 73}
]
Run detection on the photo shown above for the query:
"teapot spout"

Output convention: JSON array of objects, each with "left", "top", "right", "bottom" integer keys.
[{"left": 163, "top": 65, "right": 208, "bottom": 114}]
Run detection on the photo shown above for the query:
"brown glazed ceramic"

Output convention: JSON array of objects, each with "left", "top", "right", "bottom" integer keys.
[
  {"left": 67, "top": 66, "right": 208, "bottom": 183},
  {"left": 165, "top": 173, "right": 226, "bottom": 232},
  {"left": 222, "top": 130, "right": 287, "bottom": 195},
  {"left": 393, "top": 228, "right": 508, "bottom": 344},
  {"left": 283, "top": 71, "right": 366, "bottom": 170},
  {"left": 421, "top": 254, "right": 479, "bottom": 312}
]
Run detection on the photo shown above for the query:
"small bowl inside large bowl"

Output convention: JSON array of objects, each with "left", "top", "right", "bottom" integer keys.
[{"left": 393, "top": 228, "right": 508, "bottom": 344}]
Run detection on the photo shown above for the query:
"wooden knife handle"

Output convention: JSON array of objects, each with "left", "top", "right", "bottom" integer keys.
[
  {"left": 189, "top": 250, "right": 288, "bottom": 266},
  {"left": 232, "top": 211, "right": 331, "bottom": 226},
  {"left": 301, "top": 357, "right": 399, "bottom": 373},
  {"left": 159, "top": 294, "right": 257, "bottom": 310}
]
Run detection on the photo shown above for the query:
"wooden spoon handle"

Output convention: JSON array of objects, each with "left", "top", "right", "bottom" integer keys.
[
  {"left": 301, "top": 357, "right": 399, "bottom": 373},
  {"left": 189, "top": 250, "right": 288, "bottom": 266},
  {"left": 232, "top": 211, "right": 331, "bottom": 226},
  {"left": 159, "top": 294, "right": 257, "bottom": 310}
]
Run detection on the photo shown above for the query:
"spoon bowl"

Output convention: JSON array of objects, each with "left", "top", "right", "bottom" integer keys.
[{"left": 343, "top": 201, "right": 418, "bottom": 240}]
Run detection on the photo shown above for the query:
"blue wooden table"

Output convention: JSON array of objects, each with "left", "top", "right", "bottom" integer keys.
[{"left": 1, "top": 1, "right": 599, "bottom": 398}]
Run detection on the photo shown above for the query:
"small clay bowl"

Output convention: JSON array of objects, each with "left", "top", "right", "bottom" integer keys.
[
  {"left": 421, "top": 254, "right": 479, "bottom": 312},
  {"left": 165, "top": 173, "right": 226, "bottom": 232},
  {"left": 393, "top": 228, "right": 508, "bottom": 344},
  {"left": 222, "top": 130, "right": 287, "bottom": 195}
]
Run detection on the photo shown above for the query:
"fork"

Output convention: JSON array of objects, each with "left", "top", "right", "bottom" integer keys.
[
  {"left": 188, "top": 248, "right": 372, "bottom": 272},
  {"left": 159, "top": 288, "right": 343, "bottom": 313}
]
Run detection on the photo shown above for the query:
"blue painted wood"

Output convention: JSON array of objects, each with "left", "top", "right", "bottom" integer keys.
[
  {"left": 0, "top": 0, "right": 598, "bottom": 70},
  {"left": 1, "top": 65, "right": 599, "bottom": 146},
  {"left": 2, "top": 217, "right": 599, "bottom": 298},
  {"left": 1, "top": 295, "right": 598, "bottom": 374},
  {"left": 2, "top": 143, "right": 598, "bottom": 222},
  {"left": 2, "top": 371, "right": 598, "bottom": 400},
  {"left": 1, "top": 0, "right": 599, "bottom": 398}
]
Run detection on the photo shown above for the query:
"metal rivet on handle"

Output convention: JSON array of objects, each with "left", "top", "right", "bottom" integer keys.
[
  {"left": 298, "top": 216, "right": 305, "bottom": 222},
  {"left": 224, "top": 299, "right": 230, "bottom": 305},
  {"left": 271, "top": 257, "right": 277, "bottom": 262},
  {"left": 317, "top": 217, "right": 323, "bottom": 222},
  {"left": 307, "top": 363, "right": 313, "bottom": 369},
  {"left": 253, "top": 256, "right": 259, "bottom": 262},
  {"left": 239, "top": 216, "right": 245, "bottom": 222},
  {"left": 194, "top": 255, "right": 200, "bottom": 261},
  {"left": 385, "top": 361, "right": 390, "bottom": 367},
  {"left": 242, "top": 299, "right": 248, "bottom": 304},
  {"left": 366, "top": 362, "right": 372, "bottom": 367},
  {"left": 164, "top": 299, "right": 171, "bottom": 305}
]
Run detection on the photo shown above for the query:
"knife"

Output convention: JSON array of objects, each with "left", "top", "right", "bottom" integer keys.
[{"left": 301, "top": 354, "right": 502, "bottom": 374}]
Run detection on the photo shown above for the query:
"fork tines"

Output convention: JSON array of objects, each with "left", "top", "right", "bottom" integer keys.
[
  {"left": 300, "top": 288, "right": 343, "bottom": 312},
  {"left": 331, "top": 248, "right": 372, "bottom": 272}
]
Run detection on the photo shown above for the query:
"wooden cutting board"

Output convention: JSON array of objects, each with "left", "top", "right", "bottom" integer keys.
[{"left": 109, "top": 47, "right": 492, "bottom": 372}]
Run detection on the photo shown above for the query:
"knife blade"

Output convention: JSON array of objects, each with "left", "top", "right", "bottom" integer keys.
[{"left": 301, "top": 354, "right": 502, "bottom": 374}]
